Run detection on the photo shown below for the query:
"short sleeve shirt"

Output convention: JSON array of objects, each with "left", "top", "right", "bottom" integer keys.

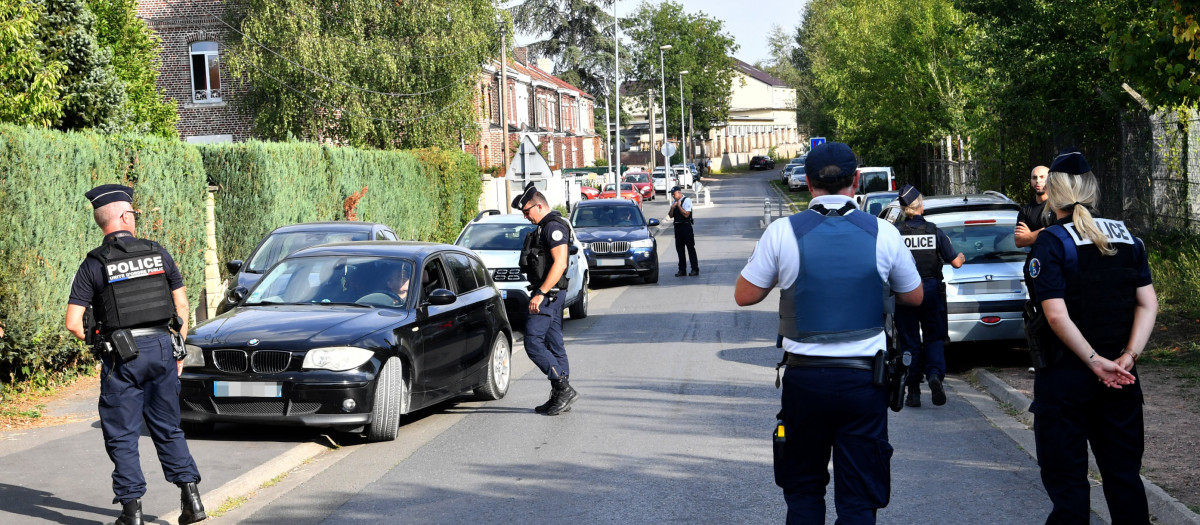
[
  {"left": 1025, "top": 218, "right": 1152, "bottom": 302},
  {"left": 68, "top": 231, "right": 184, "bottom": 307},
  {"left": 1018, "top": 200, "right": 1054, "bottom": 232},
  {"left": 740, "top": 195, "right": 923, "bottom": 357},
  {"left": 681, "top": 196, "right": 693, "bottom": 213},
  {"left": 539, "top": 213, "right": 570, "bottom": 250}
]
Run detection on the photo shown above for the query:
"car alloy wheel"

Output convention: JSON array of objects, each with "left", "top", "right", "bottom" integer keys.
[
  {"left": 474, "top": 334, "right": 511, "bottom": 400},
  {"left": 366, "top": 357, "right": 407, "bottom": 442}
]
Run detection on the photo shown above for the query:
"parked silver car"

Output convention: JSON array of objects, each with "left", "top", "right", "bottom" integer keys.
[{"left": 882, "top": 191, "right": 1029, "bottom": 343}]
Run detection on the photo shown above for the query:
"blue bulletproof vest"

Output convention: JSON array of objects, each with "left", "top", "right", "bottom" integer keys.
[{"left": 778, "top": 208, "right": 886, "bottom": 343}]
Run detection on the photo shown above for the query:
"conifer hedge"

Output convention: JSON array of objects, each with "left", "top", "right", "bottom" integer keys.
[{"left": 0, "top": 125, "right": 207, "bottom": 383}]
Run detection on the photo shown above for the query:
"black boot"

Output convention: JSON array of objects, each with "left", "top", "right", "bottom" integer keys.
[
  {"left": 534, "top": 382, "right": 561, "bottom": 414},
  {"left": 545, "top": 379, "right": 578, "bottom": 416},
  {"left": 928, "top": 375, "right": 947, "bottom": 406},
  {"left": 688, "top": 268, "right": 699, "bottom": 276},
  {"left": 904, "top": 383, "right": 921, "bottom": 408},
  {"left": 114, "top": 499, "right": 142, "bottom": 525},
  {"left": 178, "top": 482, "right": 207, "bottom": 524}
]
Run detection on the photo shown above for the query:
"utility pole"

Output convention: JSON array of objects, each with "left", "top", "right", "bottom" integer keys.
[
  {"left": 648, "top": 90, "right": 656, "bottom": 174},
  {"left": 499, "top": 18, "right": 511, "bottom": 210},
  {"left": 612, "top": 0, "right": 621, "bottom": 189},
  {"left": 604, "top": 100, "right": 612, "bottom": 167}
]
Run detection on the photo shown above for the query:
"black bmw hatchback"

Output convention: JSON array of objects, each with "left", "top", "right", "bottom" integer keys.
[{"left": 180, "top": 242, "right": 512, "bottom": 442}]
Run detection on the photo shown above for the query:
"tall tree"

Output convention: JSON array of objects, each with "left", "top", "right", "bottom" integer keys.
[
  {"left": 1104, "top": 0, "right": 1200, "bottom": 108},
  {"left": 759, "top": 24, "right": 800, "bottom": 87},
  {"left": 509, "top": 0, "right": 615, "bottom": 98},
  {"left": 40, "top": 0, "right": 130, "bottom": 132},
  {"left": 88, "top": 0, "right": 178, "bottom": 136},
  {"left": 623, "top": 1, "right": 739, "bottom": 138},
  {"left": 226, "top": 0, "right": 501, "bottom": 149},
  {"left": 0, "top": 0, "right": 66, "bottom": 126},
  {"left": 791, "top": 3, "right": 836, "bottom": 139}
]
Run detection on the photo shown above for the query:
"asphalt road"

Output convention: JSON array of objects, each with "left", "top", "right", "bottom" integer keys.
[{"left": 0, "top": 169, "right": 1077, "bottom": 524}]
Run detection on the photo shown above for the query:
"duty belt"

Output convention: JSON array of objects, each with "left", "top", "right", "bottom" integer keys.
[
  {"left": 128, "top": 326, "right": 171, "bottom": 338},
  {"left": 784, "top": 354, "right": 874, "bottom": 371}
]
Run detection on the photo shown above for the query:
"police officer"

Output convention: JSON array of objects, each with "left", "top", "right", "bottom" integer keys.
[
  {"left": 1024, "top": 149, "right": 1156, "bottom": 524},
  {"left": 893, "top": 184, "right": 964, "bottom": 408},
  {"left": 1016, "top": 165, "right": 1054, "bottom": 248},
  {"left": 513, "top": 183, "right": 579, "bottom": 416},
  {"left": 669, "top": 186, "right": 699, "bottom": 276},
  {"left": 735, "top": 142, "right": 923, "bottom": 524},
  {"left": 64, "top": 185, "right": 206, "bottom": 525}
]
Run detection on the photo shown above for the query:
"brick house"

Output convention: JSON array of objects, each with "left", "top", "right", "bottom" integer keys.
[{"left": 467, "top": 47, "right": 600, "bottom": 171}]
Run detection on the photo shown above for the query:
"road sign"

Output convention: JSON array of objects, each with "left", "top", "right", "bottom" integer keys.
[
  {"left": 660, "top": 142, "right": 677, "bottom": 159},
  {"left": 809, "top": 137, "right": 826, "bottom": 150}
]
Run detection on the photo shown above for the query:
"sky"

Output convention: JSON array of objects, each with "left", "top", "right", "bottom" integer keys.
[{"left": 513, "top": 0, "right": 808, "bottom": 66}]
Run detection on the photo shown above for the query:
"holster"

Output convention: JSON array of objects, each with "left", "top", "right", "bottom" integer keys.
[
  {"left": 108, "top": 329, "right": 140, "bottom": 362},
  {"left": 1023, "top": 300, "right": 1052, "bottom": 370}
]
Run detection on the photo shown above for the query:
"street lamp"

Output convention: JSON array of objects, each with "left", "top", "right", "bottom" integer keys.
[
  {"left": 658, "top": 45, "right": 671, "bottom": 171},
  {"left": 679, "top": 70, "right": 689, "bottom": 177}
]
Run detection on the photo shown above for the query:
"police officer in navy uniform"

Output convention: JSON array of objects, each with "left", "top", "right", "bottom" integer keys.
[
  {"left": 669, "top": 185, "right": 699, "bottom": 276},
  {"left": 735, "top": 142, "right": 923, "bottom": 524},
  {"left": 64, "top": 185, "right": 207, "bottom": 525},
  {"left": 513, "top": 183, "right": 579, "bottom": 416},
  {"left": 893, "top": 184, "right": 965, "bottom": 408},
  {"left": 1024, "top": 149, "right": 1157, "bottom": 524}
]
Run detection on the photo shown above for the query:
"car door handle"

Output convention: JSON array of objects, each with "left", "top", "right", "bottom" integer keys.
[
  {"left": 485, "top": 303, "right": 495, "bottom": 311},
  {"left": 455, "top": 314, "right": 468, "bottom": 324}
]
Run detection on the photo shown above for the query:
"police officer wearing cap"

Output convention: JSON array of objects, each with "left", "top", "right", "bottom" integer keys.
[
  {"left": 735, "top": 142, "right": 923, "bottom": 524},
  {"left": 669, "top": 185, "right": 699, "bottom": 276},
  {"left": 513, "top": 183, "right": 579, "bottom": 416},
  {"left": 64, "top": 185, "right": 207, "bottom": 525},
  {"left": 1024, "top": 149, "right": 1157, "bottom": 524},
  {"left": 893, "top": 184, "right": 965, "bottom": 408}
]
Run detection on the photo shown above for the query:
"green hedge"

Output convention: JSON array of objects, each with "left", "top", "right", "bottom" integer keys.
[{"left": 0, "top": 125, "right": 207, "bottom": 383}]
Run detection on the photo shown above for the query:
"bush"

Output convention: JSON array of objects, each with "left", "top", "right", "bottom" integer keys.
[{"left": 0, "top": 125, "right": 206, "bottom": 383}]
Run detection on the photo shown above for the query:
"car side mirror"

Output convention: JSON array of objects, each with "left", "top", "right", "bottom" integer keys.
[
  {"left": 226, "top": 260, "right": 243, "bottom": 275},
  {"left": 424, "top": 288, "right": 456, "bottom": 306},
  {"left": 230, "top": 286, "right": 248, "bottom": 303},
  {"left": 647, "top": 218, "right": 660, "bottom": 227},
  {"left": 568, "top": 245, "right": 579, "bottom": 255}
]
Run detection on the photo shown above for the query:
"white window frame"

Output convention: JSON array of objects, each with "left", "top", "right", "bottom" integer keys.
[{"left": 189, "top": 41, "right": 222, "bottom": 103}]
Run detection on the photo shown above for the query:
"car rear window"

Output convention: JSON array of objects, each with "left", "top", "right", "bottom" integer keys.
[
  {"left": 456, "top": 223, "right": 536, "bottom": 251},
  {"left": 247, "top": 231, "right": 371, "bottom": 273},
  {"left": 940, "top": 223, "right": 1029, "bottom": 264}
]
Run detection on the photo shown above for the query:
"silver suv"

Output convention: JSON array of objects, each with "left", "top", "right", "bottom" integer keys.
[
  {"left": 454, "top": 211, "right": 589, "bottom": 325},
  {"left": 882, "top": 191, "right": 1029, "bottom": 343}
]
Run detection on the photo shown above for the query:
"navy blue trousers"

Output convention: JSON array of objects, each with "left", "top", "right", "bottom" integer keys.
[
  {"left": 523, "top": 294, "right": 569, "bottom": 381},
  {"left": 896, "top": 278, "right": 947, "bottom": 384},
  {"left": 776, "top": 366, "right": 892, "bottom": 525},
  {"left": 1032, "top": 361, "right": 1148, "bottom": 524},
  {"left": 98, "top": 332, "right": 200, "bottom": 503},
  {"left": 674, "top": 223, "right": 698, "bottom": 272}
]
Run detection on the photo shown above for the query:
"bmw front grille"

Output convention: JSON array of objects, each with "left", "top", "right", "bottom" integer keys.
[
  {"left": 589, "top": 241, "right": 630, "bottom": 254},
  {"left": 211, "top": 349, "right": 292, "bottom": 374}
]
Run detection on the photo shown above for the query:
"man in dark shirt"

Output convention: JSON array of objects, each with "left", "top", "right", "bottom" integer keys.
[{"left": 1016, "top": 165, "right": 1052, "bottom": 248}]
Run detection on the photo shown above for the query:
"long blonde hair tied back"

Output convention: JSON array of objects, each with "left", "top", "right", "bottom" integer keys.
[{"left": 1045, "top": 171, "right": 1115, "bottom": 256}]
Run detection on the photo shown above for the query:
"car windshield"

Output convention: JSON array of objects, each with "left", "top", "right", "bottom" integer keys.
[
  {"left": 652, "top": 172, "right": 666, "bottom": 179},
  {"left": 457, "top": 223, "right": 535, "bottom": 251},
  {"left": 245, "top": 255, "right": 416, "bottom": 308},
  {"left": 571, "top": 206, "right": 645, "bottom": 228},
  {"left": 940, "top": 223, "right": 1029, "bottom": 264},
  {"left": 246, "top": 230, "right": 371, "bottom": 273},
  {"left": 859, "top": 170, "right": 890, "bottom": 193},
  {"left": 623, "top": 173, "right": 649, "bottom": 183}
]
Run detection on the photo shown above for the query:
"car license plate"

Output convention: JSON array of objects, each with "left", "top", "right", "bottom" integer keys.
[
  {"left": 596, "top": 259, "right": 624, "bottom": 267},
  {"left": 214, "top": 381, "right": 282, "bottom": 398}
]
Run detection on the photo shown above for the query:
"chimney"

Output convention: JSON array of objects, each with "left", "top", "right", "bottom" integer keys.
[
  {"left": 537, "top": 58, "right": 554, "bottom": 73},
  {"left": 513, "top": 47, "right": 529, "bottom": 66}
]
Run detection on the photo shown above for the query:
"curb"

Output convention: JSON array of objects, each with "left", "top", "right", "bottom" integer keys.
[
  {"left": 153, "top": 441, "right": 331, "bottom": 524},
  {"left": 969, "top": 370, "right": 1200, "bottom": 525}
]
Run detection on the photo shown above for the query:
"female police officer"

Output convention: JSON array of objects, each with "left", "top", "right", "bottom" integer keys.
[
  {"left": 1024, "top": 149, "right": 1157, "bottom": 524},
  {"left": 893, "top": 184, "right": 964, "bottom": 408}
]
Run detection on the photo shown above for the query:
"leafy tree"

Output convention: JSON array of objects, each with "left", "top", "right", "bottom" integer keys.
[
  {"left": 791, "top": 4, "right": 837, "bottom": 139},
  {"left": 1104, "top": 0, "right": 1200, "bottom": 108},
  {"left": 0, "top": 0, "right": 66, "bottom": 126},
  {"left": 510, "top": 0, "right": 615, "bottom": 99},
  {"left": 88, "top": 0, "right": 178, "bottom": 136},
  {"left": 623, "top": 1, "right": 739, "bottom": 138},
  {"left": 226, "top": 0, "right": 502, "bottom": 149},
  {"left": 759, "top": 24, "right": 801, "bottom": 87},
  {"left": 40, "top": 0, "right": 130, "bottom": 132}
]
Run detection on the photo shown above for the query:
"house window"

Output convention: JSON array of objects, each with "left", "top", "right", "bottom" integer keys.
[{"left": 190, "top": 41, "right": 221, "bottom": 102}]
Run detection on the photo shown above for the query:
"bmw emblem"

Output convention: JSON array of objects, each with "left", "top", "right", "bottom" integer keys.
[{"left": 248, "top": 338, "right": 260, "bottom": 346}]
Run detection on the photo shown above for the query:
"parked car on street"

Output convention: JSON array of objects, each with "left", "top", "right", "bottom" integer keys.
[
  {"left": 881, "top": 191, "right": 1029, "bottom": 343},
  {"left": 781, "top": 161, "right": 804, "bottom": 184},
  {"left": 181, "top": 242, "right": 513, "bottom": 442},
  {"left": 788, "top": 168, "right": 808, "bottom": 192},
  {"left": 622, "top": 171, "right": 655, "bottom": 201},
  {"left": 454, "top": 210, "right": 589, "bottom": 325},
  {"left": 600, "top": 182, "right": 643, "bottom": 207},
  {"left": 580, "top": 185, "right": 600, "bottom": 200},
  {"left": 858, "top": 166, "right": 897, "bottom": 193},
  {"left": 570, "top": 200, "right": 660, "bottom": 284},
  {"left": 216, "top": 222, "right": 398, "bottom": 315},
  {"left": 749, "top": 155, "right": 776, "bottom": 170},
  {"left": 652, "top": 167, "right": 677, "bottom": 194}
]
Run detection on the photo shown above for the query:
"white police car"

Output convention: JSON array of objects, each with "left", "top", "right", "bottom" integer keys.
[
  {"left": 882, "top": 191, "right": 1029, "bottom": 343},
  {"left": 454, "top": 210, "right": 589, "bottom": 325}
]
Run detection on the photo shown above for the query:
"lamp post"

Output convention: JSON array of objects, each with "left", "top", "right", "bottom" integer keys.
[
  {"left": 678, "top": 70, "right": 689, "bottom": 177},
  {"left": 658, "top": 44, "right": 671, "bottom": 170},
  {"left": 612, "top": 0, "right": 621, "bottom": 189}
]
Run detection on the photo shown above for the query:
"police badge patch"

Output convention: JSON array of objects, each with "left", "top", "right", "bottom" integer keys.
[
  {"left": 551, "top": 230, "right": 564, "bottom": 242},
  {"left": 1028, "top": 258, "right": 1041, "bottom": 278}
]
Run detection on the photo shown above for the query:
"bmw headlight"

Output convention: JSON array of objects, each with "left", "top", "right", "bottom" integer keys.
[
  {"left": 630, "top": 238, "right": 654, "bottom": 249},
  {"left": 182, "top": 344, "right": 205, "bottom": 368},
  {"left": 580, "top": 242, "right": 591, "bottom": 250},
  {"left": 302, "top": 347, "right": 375, "bottom": 371}
]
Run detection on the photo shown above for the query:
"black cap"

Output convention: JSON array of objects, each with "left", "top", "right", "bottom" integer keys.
[
  {"left": 804, "top": 142, "right": 858, "bottom": 182},
  {"left": 511, "top": 182, "right": 537, "bottom": 210},
  {"left": 897, "top": 184, "right": 922, "bottom": 207},
  {"left": 1049, "top": 147, "right": 1091, "bottom": 175},
  {"left": 669, "top": 186, "right": 683, "bottom": 194},
  {"left": 85, "top": 184, "right": 133, "bottom": 209}
]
